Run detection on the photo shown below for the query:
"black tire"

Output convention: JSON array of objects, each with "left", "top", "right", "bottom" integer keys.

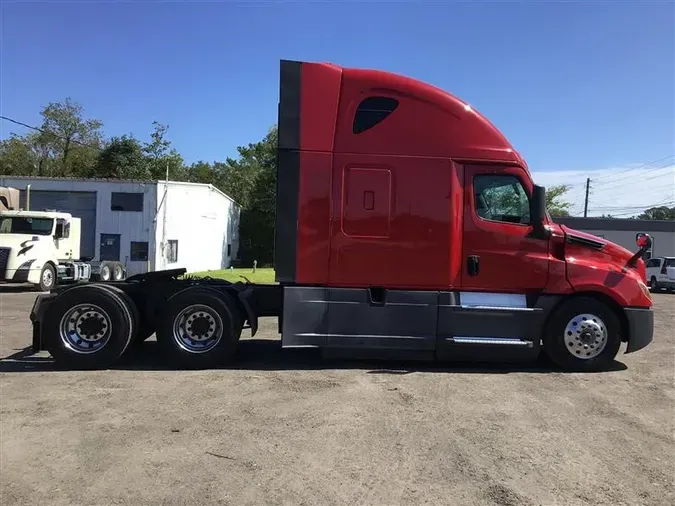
[
  {"left": 649, "top": 277, "right": 659, "bottom": 292},
  {"left": 542, "top": 297, "right": 622, "bottom": 372},
  {"left": 99, "top": 262, "right": 112, "bottom": 282},
  {"left": 156, "top": 287, "right": 243, "bottom": 369},
  {"left": 112, "top": 262, "right": 125, "bottom": 281},
  {"left": 95, "top": 284, "right": 141, "bottom": 354},
  {"left": 38, "top": 263, "right": 56, "bottom": 292},
  {"left": 42, "top": 284, "right": 134, "bottom": 369}
]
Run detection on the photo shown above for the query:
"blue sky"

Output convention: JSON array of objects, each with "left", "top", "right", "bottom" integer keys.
[{"left": 1, "top": 0, "right": 673, "bottom": 214}]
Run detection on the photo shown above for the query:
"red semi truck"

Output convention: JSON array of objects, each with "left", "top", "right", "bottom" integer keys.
[{"left": 29, "top": 59, "right": 654, "bottom": 372}]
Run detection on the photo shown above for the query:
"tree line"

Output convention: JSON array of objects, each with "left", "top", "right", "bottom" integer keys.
[{"left": 0, "top": 98, "right": 670, "bottom": 265}]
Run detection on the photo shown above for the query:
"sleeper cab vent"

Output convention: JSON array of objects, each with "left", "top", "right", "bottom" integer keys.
[
  {"left": 353, "top": 97, "right": 399, "bottom": 134},
  {"left": 566, "top": 234, "right": 605, "bottom": 250}
]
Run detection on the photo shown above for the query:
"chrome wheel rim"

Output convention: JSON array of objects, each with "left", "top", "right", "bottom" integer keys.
[
  {"left": 113, "top": 265, "right": 123, "bottom": 280},
  {"left": 564, "top": 313, "right": 607, "bottom": 359},
  {"left": 172, "top": 304, "right": 223, "bottom": 353},
  {"left": 59, "top": 303, "right": 112, "bottom": 354},
  {"left": 101, "top": 265, "right": 111, "bottom": 280},
  {"left": 42, "top": 269, "right": 53, "bottom": 288}
]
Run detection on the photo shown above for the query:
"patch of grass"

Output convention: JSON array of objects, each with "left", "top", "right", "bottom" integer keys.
[{"left": 188, "top": 267, "right": 276, "bottom": 284}]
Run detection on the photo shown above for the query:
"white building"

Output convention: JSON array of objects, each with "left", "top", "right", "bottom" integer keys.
[
  {"left": 555, "top": 217, "right": 675, "bottom": 259},
  {"left": 0, "top": 176, "right": 240, "bottom": 276}
]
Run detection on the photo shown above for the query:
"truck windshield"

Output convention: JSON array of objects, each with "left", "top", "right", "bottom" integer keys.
[{"left": 0, "top": 217, "right": 54, "bottom": 235}]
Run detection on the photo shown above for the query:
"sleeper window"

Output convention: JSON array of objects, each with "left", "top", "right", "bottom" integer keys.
[
  {"left": 474, "top": 175, "right": 531, "bottom": 225},
  {"left": 353, "top": 97, "right": 399, "bottom": 134}
]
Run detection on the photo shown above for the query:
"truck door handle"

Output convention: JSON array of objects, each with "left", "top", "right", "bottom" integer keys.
[{"left": 467, "top": 255, "right": 480, "bottom": 276}]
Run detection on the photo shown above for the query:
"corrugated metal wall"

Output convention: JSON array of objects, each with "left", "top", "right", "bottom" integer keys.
[{"left": 1, "top": 177, "right": 157, "bottom": 273}]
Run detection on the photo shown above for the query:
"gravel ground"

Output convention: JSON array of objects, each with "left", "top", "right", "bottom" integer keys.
[{"left": 0, "top": 288, "right": 673, "bottom": 506}]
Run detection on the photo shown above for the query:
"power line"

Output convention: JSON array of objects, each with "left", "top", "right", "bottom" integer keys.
[
  {"left": 588, "top": 166, "right": 674, "bottom": 198},
  {"left": 0, "top": 115, "right": 102, "bottom": 150},
  {"left": 591, "top": 200, "right": 675, "bottom": 211},
  {"left": 588, "top": 154, "right": 675, "bottom": 182},
  {"left": 591, "top": 161, "right": 674, "bottom": 190}
]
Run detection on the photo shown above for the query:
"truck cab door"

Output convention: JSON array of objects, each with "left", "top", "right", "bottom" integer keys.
[
  {"left": 54, "top": 219, "right": 72, "bottom": 259},
  {"left": 461, "top": 165, "right": 549, "bottom": 293}
]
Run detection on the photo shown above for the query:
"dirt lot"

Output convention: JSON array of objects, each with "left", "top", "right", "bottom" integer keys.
[{"left": 0, "top": 288, "right": 673, "bottom": 506}]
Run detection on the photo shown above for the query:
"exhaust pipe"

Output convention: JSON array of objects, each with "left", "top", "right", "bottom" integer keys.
[{"left": 26, "top": 184, "right": 31, "bottom": 211}]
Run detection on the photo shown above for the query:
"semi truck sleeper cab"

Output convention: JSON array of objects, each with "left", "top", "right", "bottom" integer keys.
[{"left": 29, "top": 59, "right": 654, "bottom": 372}]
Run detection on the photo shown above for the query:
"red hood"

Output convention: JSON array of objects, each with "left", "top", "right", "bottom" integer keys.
[{"left": 561, "top": 225, "right": 647, "bottom": 280}]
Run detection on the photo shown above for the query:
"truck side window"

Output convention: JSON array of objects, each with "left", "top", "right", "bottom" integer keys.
[
  {"left": 353, "top": 97, "right": 399, "bottom": 134},
  {"left": 55, "top": 219, "right": 70, "bottom": 239},
  {"left": 474, "top": 175, "right": 530, "bottom": 225}
]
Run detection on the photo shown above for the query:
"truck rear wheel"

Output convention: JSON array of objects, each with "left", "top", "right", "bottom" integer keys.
[
  {"left": 112, "top": 262, "right": 125, "bottom": 281},
  {"left": 542, "top": 297, "right": 621, "bottom": 372},
  {"left": 99, "top": 262, "right": 112, "bottom": 281},
  {"left": 156, "top": 287, "right": 243, "bottom": 369},
  {"left": 42, "top": 284, "right": 135, "bottom": 369},
  {"left": 95, "top": 284, "right": 143, "bottom": 352}
]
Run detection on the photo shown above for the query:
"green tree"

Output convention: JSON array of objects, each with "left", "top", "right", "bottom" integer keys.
[
  {"left": 187, "top": 160, "right": 220, "bottom": 185},
  {"left": 636, "top": 206, "right": 675, "bottom": 220},
  {"left": 96, "top": 135, "right": 150, "bottom": 179},
  {"left": 224, "top": 126, "right": 278, "bottom": 265},
  {"left": 0, "top": 135, "right": 38, "bottom": 175},
  {"left": 221, "top": 126, "right": 277, "bottom": 208},
  {"left": 143, "top": 121, "right": 185, "bottom": 180},
  {"left": 546, "top": 184, "right": 572, "bottom": 217},
  {"left": 39, "top": 98, "right": 103, "bottom": 175}
]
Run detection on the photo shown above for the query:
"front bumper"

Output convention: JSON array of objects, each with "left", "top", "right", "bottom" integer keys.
[{"left": 624, "top": 307, "right": 654, "bottom": 353}]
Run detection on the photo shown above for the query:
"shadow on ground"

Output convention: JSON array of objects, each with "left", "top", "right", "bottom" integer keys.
[
  {"left": 0, "top": 284, "right": 40, "bottom": 294},
  {"left": 0, "top": 339, "right": 628, "bottom": 375}
]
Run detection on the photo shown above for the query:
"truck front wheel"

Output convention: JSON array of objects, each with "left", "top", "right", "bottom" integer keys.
[
  {"left": 37, "top": 263, "right": 56, "bottom": 292},
  {"left": 542, "top": 297, "right": 622, "bottom": 372},
  {"left": 156, "top": 288, "right": 243, "bottom": 369}
]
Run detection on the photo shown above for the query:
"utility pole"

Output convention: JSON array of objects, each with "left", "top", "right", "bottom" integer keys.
[
  {"left": 161, "top": 162, "right": 169, "bottom": 270},
  {"left": 583, "top": 177, "right": 590, "bottom": 218}
]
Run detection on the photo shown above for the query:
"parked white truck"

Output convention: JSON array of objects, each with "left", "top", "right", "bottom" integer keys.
[{"left": 0, "top": 210, "right": 125, "bottom": 291}]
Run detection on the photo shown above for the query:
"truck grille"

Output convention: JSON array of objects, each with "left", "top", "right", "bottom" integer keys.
[{"left": 0, "top": 247, "right": 9, "bottom": 278}]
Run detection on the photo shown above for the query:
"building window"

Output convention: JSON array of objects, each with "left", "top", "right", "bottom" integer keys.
[
  {"left": 130, "top": 241, "right": 149, "bottom": 261},
  {"left": 353, "top": 97, "right": 399, "bottom": 134},
  {"left": 167, "top": 240, "right": 178, "bottom": 263},
  {"left": 227, "top": 243, "right": 231, "bottom": 257},
  {"left": 474, "top": 175, "right": 531, "bottom": 225},
  {"left": 111, "top": 192, "right": 143, "bottom": 212}
]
